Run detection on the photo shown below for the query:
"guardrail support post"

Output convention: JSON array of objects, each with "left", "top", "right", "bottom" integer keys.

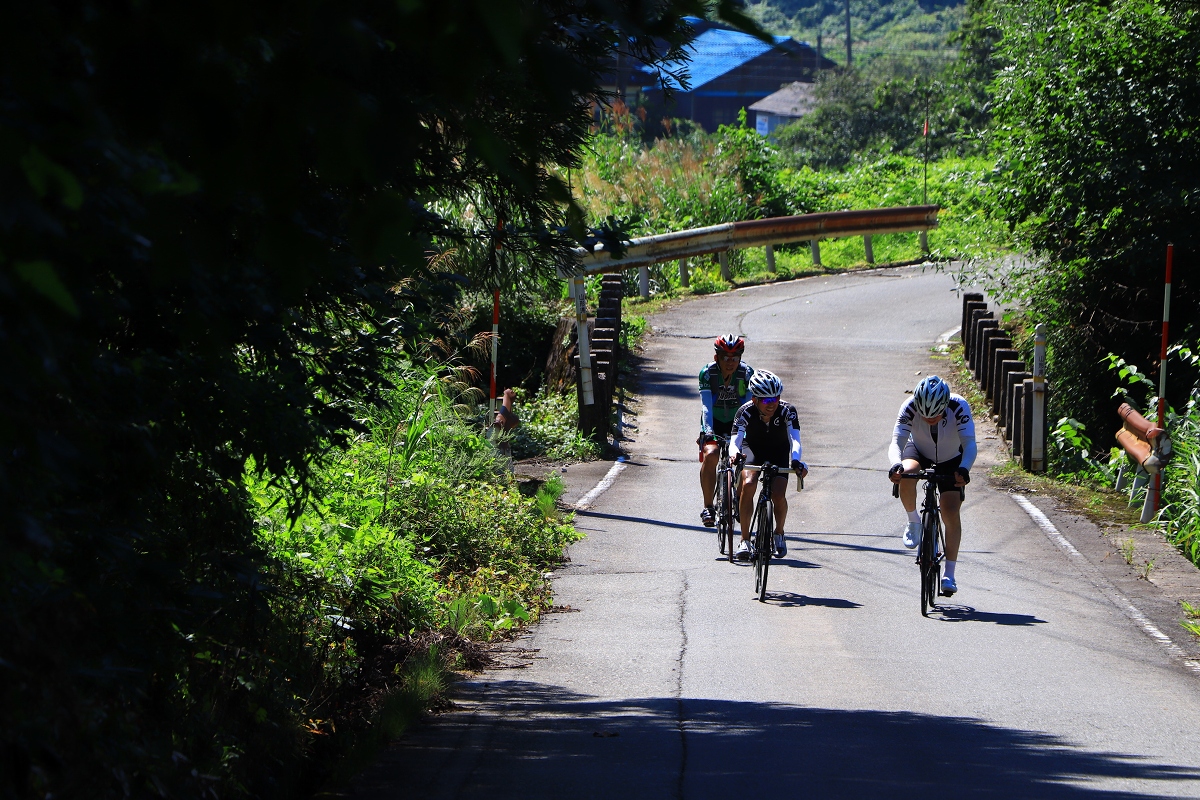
[
  {"left": 765, "top": 244, "right": 776, "bottom": 274},
  {"left": 863, "top": 234, "right": 874, "bottom": 265},
  {"left": 679, "top": 258, "right": 689, "bottom": 289},
  {"left": 919, "top": 229, "right": 929, "bottom": 254},
  {"left": 573, "top": 275, "right": 594, "bottom": 409},
  {"left": 1031, "top": 324, "right": 1047, "bottom": 472},
  {"left": 638, "top": 265, "right": 650, "bottom": 299},
  {"left": 719, "top": 251, "right": 731, "bottom": 281},
  {"left": 810, "top": 239, "right": 821, "bottom": 267}
]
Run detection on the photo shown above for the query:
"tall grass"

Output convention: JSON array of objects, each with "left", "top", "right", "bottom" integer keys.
[
  {"left": 245, "top": 353, "right": 581, "bottom": 779},
  {"left": 576, "top": 127, "right": 1010, "bottom": 297}
]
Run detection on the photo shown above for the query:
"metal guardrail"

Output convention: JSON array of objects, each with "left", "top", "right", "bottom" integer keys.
[{"left": 573, "top": 205, "right": 940, "bottom": 274}]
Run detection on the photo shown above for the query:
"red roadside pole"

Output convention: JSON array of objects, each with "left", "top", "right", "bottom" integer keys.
[{"left": 1153, "top": 243, "right": 1173, "bottom": 515}]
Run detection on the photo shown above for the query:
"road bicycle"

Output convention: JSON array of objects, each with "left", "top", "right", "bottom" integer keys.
[
  {"left": 743, "top": 462, "right": 803, "bottom": 603},
  {"left": 895, "top": 469, "right": 947, "bottom": 617},
  {"left": 712, "top": 436, "right": 738, "bottom": 562}
]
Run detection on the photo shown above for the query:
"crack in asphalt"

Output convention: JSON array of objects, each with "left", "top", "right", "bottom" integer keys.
[{"left": 675, "top": 570, "right": 689, "bottom": 800}]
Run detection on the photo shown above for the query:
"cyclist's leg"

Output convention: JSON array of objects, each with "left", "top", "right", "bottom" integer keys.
[
  {"left": 738, "top": 467, "right": 757, "bottom": 540},
  {"left": 898, "top": 457, "right": 922, "bottom": 511},
  {"left": 700, "top": 439, "right": 720, "bottom": 506},
  {"left": 940, "top": 488, "right": 962, "bottom": 561},
  {"left": 769, "top": 475, "right": 789, "bottom": 534}
]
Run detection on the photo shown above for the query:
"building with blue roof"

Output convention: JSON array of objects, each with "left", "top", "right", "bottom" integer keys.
[{"left": 630, "top": 19, "right": 836, "bottom": 134}]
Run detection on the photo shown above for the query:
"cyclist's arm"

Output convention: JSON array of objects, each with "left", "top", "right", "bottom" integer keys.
[
  {"left": 699, "top": 389, "right": 715, "bottom": 433},
  {"left": 888, "top": 401, "right": 915, "bottom": 466},
  {"left": 784, "top": 405, "right": 806, "bottom": 470},
  {"left": 730, "top": 403, "right": 750, "bottom": 458},
  {"left": 951, "top": 398, "right": 978, "bottom": 470}
]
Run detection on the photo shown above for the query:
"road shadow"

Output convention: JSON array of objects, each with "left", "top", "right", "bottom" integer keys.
[
  {"left": 932, "top": 604, "right": 1048, "bottom": 626},
  {"left": 350, "top": 681, "right": 1200, "bottom": 799},
  {"left": 768, "top": 591, "right": 862, "bottom": 609},
  {"left": 636, "top": 370, "right": 696, "bottom": 400},
  {"left": 576, "top": 509, "right": 709, "bottom": 534}
]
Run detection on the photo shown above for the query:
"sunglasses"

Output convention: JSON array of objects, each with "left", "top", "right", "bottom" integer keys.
[
  {"left": 758, "top": 396, "right": 779, "bottom": 405},
  {"left": 718, "top": 353, "right": 741, "bottom": 360}
]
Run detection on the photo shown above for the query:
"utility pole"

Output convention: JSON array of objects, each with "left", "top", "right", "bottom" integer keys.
[{"left": 845, "top": 0, "right": 852, "bottom": 69}]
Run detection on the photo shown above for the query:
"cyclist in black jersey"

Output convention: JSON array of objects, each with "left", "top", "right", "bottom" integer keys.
[
  {"left": 730, "top": 370, "right": 808, "bottom": 560},
  {"left": 697, "top": 334, "right": 754, "bottom": 527}
]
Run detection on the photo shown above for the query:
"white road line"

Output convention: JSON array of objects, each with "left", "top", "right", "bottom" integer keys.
[
  {"left": 938, "top": 325, "right": 962, "bottom": 343},
  {"left": 1012, "top": 494, "right": 1200, "bottom": 674},
  {"left": 574, "top": 461, "right": 627, "bottom": 509}
]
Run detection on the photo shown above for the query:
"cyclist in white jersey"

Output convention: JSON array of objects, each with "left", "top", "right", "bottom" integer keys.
[{"left": 887, "top": 375, "right": 976, "bottom": 596}]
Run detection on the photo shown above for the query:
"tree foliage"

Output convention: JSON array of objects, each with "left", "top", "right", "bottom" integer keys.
[
  {"left": 989, "top": 0, "right": 1200, "bottom": 431},
  {"left": 0, "top": 1, "right": 744, "bottom": 795}
]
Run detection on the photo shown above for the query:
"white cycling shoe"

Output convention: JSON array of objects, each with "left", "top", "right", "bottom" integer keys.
[
  {"left": 735, "top": 538, "right": 753, "bottom": 561},
  {"left": 902, "top": 521, "right": 921, "bottom": 549},
  {"left": 941, "top": 575, "right": 958, "bottom": 596}
]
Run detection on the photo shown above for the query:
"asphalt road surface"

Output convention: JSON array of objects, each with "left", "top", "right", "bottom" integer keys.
[{"left": 351, "top": 266, "right": 1200, "bottom": 799}]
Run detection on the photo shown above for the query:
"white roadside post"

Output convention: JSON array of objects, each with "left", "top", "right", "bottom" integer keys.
[
  {"left": 919, "top": 229, "right": 929, "bottom": 253},
  {"left": 1150, "top": 243, "right": 1174, "bottom": 520},
  {"left": 765, "top": 244, "right": 776, "bottom": 273},
  {"left": 573, "top": 274, "right": 594, "bottom": 407},
  {"left": 1031, "top": 324, "right": 1047, "bottom": 472}
]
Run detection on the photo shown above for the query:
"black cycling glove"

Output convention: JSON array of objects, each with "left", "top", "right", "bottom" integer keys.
[
  {"left": 956, "top": 467, "right": 971, "bottom": 485},
  {"left": 889, "top": 463, "right": 904, "bottom": 476},
  {"left": 791, "top": 459, "right": 805, "bottom": 473}
]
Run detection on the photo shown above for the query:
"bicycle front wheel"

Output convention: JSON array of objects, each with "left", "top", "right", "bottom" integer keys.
[
  {"left": 919, "top": 511, "right": 938, "bottom": 616},
  {"left": 755, "top": 502, "right": 774, "bottom": 602}
]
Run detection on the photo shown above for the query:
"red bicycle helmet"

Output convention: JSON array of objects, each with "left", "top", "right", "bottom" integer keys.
[{"left": 714, "top": 334, "right": 745, "bottom": 355}]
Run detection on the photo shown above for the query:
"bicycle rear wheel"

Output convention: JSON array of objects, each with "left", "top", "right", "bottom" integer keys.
[{"left": 755, "top": 502, "right": 774, "bottom": 602}]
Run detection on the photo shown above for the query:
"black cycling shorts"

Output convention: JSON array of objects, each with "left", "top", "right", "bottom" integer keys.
[{"left": 913, "top": 453, "right": 966, "bottom": 499}]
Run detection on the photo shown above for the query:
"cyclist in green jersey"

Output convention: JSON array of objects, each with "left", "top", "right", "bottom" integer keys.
[{"left": 697, "top": 334, "right": 754, "bottom": 527}]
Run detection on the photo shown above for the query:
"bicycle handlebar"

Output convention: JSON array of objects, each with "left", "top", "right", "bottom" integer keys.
[
  {"left": 740, "top": 462, "right": 805, "bottom": 490},
  {"left": 891, "top": 468, "right": 938, "bottom": 498}
]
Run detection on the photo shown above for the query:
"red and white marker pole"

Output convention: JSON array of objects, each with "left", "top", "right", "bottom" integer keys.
[
  {"left": 1153, "top": 244, "right": 1173, "bottom": 515},
  {"left": 490, "top": 288, "right": 500, "bottom": 418}
]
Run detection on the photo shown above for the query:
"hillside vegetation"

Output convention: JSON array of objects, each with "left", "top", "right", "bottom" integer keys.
[{"left": 747, "top": 0, "right": 966, "bottom": 71}]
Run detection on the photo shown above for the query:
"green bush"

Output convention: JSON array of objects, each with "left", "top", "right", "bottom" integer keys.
[{"left": 510, "top": 387, "right": 602, "bottom": 461}]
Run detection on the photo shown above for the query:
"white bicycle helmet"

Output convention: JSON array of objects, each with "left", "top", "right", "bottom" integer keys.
[
  {"left": 912, "top": 375, "right": 950, "bottom": 417},
  {"left": 748, "top": 370, "right": 783, "bottom": 398}
]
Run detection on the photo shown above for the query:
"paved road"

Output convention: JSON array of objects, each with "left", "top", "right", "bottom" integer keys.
[{"left": 351, "top": 267, "right": 1200, "bottom": 799}]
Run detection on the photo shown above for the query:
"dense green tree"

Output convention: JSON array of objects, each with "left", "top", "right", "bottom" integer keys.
[
  {"left": 0, "top": 1, "right": 749, "bottom": 795},
  {"left": 989, "top": 0, "right": 1200, "bottom": 431}
]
